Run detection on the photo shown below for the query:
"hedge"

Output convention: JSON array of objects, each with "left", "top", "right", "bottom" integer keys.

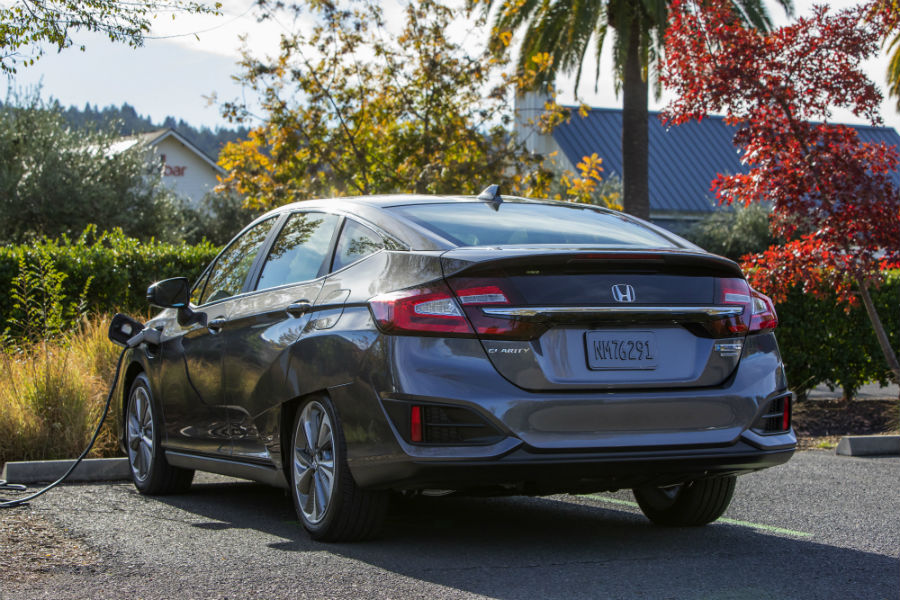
[
  {"left": 0, "top": 227, "right": 219, "bottom": 328},
  {"left": 775, "top": 273, "right": 899, "bottom": 400}
]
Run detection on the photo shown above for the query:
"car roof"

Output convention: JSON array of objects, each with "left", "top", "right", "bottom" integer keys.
[
  {"left": 251, "top": 194, "right": 695, "bottom": 252},
  {"left": 261, "top": 193, "right": 572, "bottom": 213}
]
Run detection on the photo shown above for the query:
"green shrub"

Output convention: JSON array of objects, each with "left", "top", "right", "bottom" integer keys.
[
  {"left": 682, "top": 204, "right": 775, "bottom": 261},
  {"left": 0, "top": 227, "right": 219, "bottom": 331},
  {"left": 776, "top": 274, "right": 899, "bottom": 400}
]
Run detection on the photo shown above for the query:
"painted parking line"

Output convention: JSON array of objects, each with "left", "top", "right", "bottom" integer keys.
[{"left": 581, "top": 494, "right": 812, "bottom": 538}]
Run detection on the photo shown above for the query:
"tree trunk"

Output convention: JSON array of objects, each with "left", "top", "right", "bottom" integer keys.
[
  {"left": 621, "top": 19, "right": 650, "bottom": 220},
  {"left": 856, "top": 277, "right": 900, "bottom": 389}
]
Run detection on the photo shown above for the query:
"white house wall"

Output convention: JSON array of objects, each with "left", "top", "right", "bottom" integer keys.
[{"left": 153, "top": 137, "right": 221, "bottom": 207}]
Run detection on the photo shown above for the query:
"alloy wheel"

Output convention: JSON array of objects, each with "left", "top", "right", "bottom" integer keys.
[
  {"left": 127, "top": 385, "right": 154, "bottom": 482},
  {"left": 293, "top": 400, "right": 336, "bottom": 525}
]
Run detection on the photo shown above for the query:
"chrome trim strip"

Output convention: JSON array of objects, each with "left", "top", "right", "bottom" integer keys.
[{"left": 480, "top": 305, "right": 744, "bottom": 321}]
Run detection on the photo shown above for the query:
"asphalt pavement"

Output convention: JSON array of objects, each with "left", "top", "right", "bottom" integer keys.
[{"left": 1, "top": 451, "right": 898, "bottom": 599}]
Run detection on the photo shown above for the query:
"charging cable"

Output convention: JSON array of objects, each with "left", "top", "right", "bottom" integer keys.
[{"left": 0, "top": 324, "right": 134, "bottom": 507}]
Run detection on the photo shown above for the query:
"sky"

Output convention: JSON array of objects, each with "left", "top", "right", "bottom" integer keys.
[{"left": 5, "top": 0, "right": 899, "bottom": 132}]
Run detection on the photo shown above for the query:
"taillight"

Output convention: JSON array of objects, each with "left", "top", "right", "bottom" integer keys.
[
  {"left": 707, "top": 279, "right": 777, "bottom": 337},
  {"left": 709, "top": 278, "right": 752, "bottom": 336},
  {"left": 369, "top": 282, "right": 474, "bottom": 336},
  {"left": 449, "top": 278, "right": 546, "bottom": 341},
  {"left": 749, "top": 288, "right": 778, "bottom": 333}
]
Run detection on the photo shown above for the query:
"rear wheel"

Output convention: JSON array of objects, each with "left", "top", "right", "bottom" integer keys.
[
  {"left": 633, "top": 476, "right": 736, "bottom": 526},
  {"left": 125, "top": 374, "right": 194, "bottom": 494},
  {"left": 290, "top": 396, "right": 388, "bottom": 541}
]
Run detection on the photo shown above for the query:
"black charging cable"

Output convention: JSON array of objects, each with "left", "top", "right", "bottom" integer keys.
[{"left": 0, "top": 348, "right": 127, "bottom": 508}]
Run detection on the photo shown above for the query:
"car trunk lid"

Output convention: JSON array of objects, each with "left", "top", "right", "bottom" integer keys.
[{"left": 441, "top": 248, "right": 750, "bottom": 391}]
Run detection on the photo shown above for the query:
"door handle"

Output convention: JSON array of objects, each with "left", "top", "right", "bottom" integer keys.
[
  {"left": 286, "top": 300, "right": 313, "bottom": 318},
  {"left": 208, "top": 317, "right": 226, "bottom": 333}
]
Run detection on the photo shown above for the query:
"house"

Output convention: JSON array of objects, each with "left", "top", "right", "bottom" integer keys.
[
  {"left": 110, "top": 128, "right": 225, "bottom": 207},
  {"left": 515, "top": 94, "right": 900, "bottom": 232}
]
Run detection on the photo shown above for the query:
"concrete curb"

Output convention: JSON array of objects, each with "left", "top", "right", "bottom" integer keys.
[
  {"left": 835, "top": 435, "right": 900, "bottom": 457},
  {"left": 1, "top": 458, "right": 130, "bottom": 484}
]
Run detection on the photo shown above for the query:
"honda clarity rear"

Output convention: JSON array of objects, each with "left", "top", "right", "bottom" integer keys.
[{"left": 117, "top": 190, "right": 795, "bottom": 541}]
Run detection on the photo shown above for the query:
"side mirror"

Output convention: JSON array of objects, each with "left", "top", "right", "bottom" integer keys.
[
  {"left": 147, "top": 277, "right": 190, "bottom": 308},
  {"left": 147, "top": 277, "right": 207, "bottom": 328}
]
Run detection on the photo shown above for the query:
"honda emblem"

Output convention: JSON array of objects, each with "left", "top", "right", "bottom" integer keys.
[{"left": 611, "top": 284, "right": 636, "bottom": 303}]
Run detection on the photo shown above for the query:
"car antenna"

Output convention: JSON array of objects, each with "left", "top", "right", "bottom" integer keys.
[{"left": 477, "top": 184, "right": 502, "bottom": 211}]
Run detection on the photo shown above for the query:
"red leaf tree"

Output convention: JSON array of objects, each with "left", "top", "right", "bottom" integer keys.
[{"left": 662, "top": 0, "right": 900, "bottom": 385}]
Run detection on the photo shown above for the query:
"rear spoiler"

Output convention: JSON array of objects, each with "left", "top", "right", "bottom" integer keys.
[{"left": 440, "top": 248, "right": 744, "bottom": 279}]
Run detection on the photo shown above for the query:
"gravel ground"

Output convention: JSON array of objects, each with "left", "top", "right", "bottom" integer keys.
[
  {"left": 0, "top": 507, "right": 100, "bottom": 587},
  {"left": 1, "top": 451, "right": 898, "bottom": 599}
]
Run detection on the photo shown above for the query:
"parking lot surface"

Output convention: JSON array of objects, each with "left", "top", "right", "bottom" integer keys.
[{"left": 1, "top": 451, "right": 898, "bottom": 599}]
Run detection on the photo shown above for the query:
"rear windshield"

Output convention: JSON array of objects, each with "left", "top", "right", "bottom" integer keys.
[{"left": 388, "top": 202, "right": 678, "bottom": 248}]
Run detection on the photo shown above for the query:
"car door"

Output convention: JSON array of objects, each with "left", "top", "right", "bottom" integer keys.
[
  {"left": 218, "top": 210, "right": 342, "bottom": 462},
  {"left": 157, "top": 215, "right": 279, "bottom": 456}
]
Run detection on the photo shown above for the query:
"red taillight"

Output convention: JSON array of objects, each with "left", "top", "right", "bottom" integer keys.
[
  {"left": 369, "top": 282, "right": 474, "bottom": 336},
  {"left": 782, "top": 396, "right": 791, "bottom": 431},
  {"left": 710, "top": 277, "right": 752, "bottom": 336},
  {"left": 449, "top": 278, "right": 546, "bottom": 341},
  {"left": 749, "top": 288, "right": 778, "bottom": 333},
  {"left": 708, "top": 279, "right": 777, "bottom": 336},
  {"left": 410, "top": 405, "right": 423, "bottom": 443}
]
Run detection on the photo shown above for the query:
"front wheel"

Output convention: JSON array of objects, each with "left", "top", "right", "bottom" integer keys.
[
  {"left": 633, "top": 476, "right": 736, "bottom": 526},
  {"left": 125, "top": 374, "right": 193, "bottom": 494},
  {"left": 290, "top": 396, "right": 388, "bottom": 541}
]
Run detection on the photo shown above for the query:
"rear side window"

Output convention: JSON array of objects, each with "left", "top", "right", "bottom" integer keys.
[
  {"left": 388, "top": 202, "right": 677, "bottom": 248},
  {"left": 332, "top": 219, "right": 385, "bottom": 271},
  {"left": 198, "top": 216, "right": 277, "bottom": 305},
  {"left": 256, "top": 212, "right": 340, "bottom": 290}
]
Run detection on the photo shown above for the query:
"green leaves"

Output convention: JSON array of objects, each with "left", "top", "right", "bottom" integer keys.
[
  {"left": 0, "top": 1, "right": 221, "bottom": 74},
  {"left": 217, "top": 0, "right": 552, "bottom": 209},
  {"left": 0, "top": 227, "right": 219, "bottom": 336},
  {"left": 0, "top": 92, "right": 194, "bottom": 244}
]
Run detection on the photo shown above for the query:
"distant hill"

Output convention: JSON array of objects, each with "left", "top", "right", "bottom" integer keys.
[{"left": 59, "top": 102, "right": 250, "bottom": 161}]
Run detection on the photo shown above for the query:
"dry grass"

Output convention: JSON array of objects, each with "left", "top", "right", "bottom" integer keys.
[{"left": 0, "top": 315, "right": 123, "bottom": 464}]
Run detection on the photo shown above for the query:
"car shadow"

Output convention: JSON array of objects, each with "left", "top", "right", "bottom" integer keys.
[{"left": 153, "top": 477, "right": 896, "bottom": 599}]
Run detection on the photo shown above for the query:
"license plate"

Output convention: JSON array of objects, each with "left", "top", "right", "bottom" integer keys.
[{"left": 585, "top": 331, "right": 658, "bottom": 370}]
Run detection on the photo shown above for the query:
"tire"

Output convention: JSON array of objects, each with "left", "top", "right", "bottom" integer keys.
[
  {"left": 125, "top": 374, "right": 194, "bottom": 495},
  {"left": 290, "top": 395, "right": 388, "bottom": 542},
  {"left": 633, "top": 476, "right": 736, "bottom": 527}
]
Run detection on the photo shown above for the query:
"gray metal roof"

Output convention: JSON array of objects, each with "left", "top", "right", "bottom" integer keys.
[{"left": 551, "top": 108, "right": 900, "bottom": 213}]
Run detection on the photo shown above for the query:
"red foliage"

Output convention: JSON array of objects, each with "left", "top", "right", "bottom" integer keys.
[{"left": 662, "top": 0, "right": 900, "bottom": 303}]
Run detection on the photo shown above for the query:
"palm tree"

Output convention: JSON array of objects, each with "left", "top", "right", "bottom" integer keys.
[{"left": 480, "top": 0, "right": 793, "bottom": 219}]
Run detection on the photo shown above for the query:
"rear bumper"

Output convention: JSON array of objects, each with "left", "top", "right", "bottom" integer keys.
[
  {"left": 335, "top": 329, "right": 795, "bottom": 492},
  {"left": 351, "top": 440, "right": 795, "bottom": 492}
]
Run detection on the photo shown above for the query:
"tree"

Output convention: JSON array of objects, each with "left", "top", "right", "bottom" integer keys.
[
  {"left": 874, "top": 1, "right": 900, "bottom": 108},
  {"left": 218, "top": 0, "right": 561, "bottom": 209},
  {"left": 471, "top": 0, "right": 792, "bottom": 220},
  {"left": 0, "top": 0, "right": 221, "bottom": 74},
  {"left": 683, "top": 204, "right": 774, "bottom": 262},
  {"left": 662, "top": 0, "right": 900, "bottom": 386},
  {"left": 0, "top": 92, "right": 193, "bottom": 243}
]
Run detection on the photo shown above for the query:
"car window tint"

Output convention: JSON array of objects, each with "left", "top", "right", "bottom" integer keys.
[
  {"left": 388, "top": 202, "right": 678, "bottom": 248},
  {"left": 256, "top": 212, "right": 340, "bottom": 290},
  {"left": 332, "top": 219, "right": 385, "bottom": 271},
  {"left": 199, "top": 217, "right": 277, "bottom": 305},
  {"left": 190, "top": 270, "right": 209, "bottom": 306}
]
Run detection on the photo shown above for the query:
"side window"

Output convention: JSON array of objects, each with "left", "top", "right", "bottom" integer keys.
[
  {"left": 332, "top": 219, "right": 385, "bottom": 272},
  {"left": 190, "top": 269, "right": 210, "bottom": 306},
  {"left": 199, "top": 217, "right": 277, "bottom": 305},
  {"left": 256, "top": 212, "right": 340, "bottom": 291}
]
